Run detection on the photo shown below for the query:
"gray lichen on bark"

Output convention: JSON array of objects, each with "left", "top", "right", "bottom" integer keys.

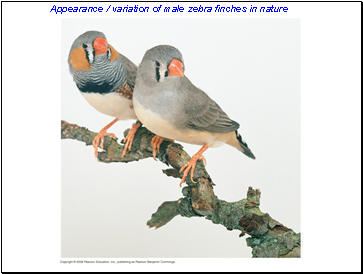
[{"left": 61, "top": 120, "right": 301, "bottom": 258}]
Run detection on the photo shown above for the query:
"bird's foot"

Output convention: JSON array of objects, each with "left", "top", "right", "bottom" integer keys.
[
  {"left": 179, "top": 158, "right": 198, "bottom": 186},
  {"left": 92, "top": 118, "right": 119, "bottom": 158},
  {"left": 92, "top": 130, "right": 117, "bottom": 158},
  {"left": 121, "top": 122, "right": 141, "bottom": 158},
  {"left": 151, "top": 136, "right": 175, "bottom": 161},
  {"left": 179, "top": 145, "right": 209, "bottom": 187},
  {"left": 151, "top": 136, "right": 164, "bottom": 161}
]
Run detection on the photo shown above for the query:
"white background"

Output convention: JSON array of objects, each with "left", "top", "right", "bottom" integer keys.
[{"left": 2, "top": 1, "right": 361, "bottom": 272}]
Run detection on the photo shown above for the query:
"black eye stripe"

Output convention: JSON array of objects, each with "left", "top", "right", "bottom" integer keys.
[
  {"left": 85, "top": 50, "right": 90, "bottom": 63},
  {"left": 156, "top": 67, "right": 160, "bottom": 82},
  {"left": 83, "top": 48, "right": 94, "bottom": 64},
  {"left": 107, "top": 48, "right": 111, "bottom": 59},
  {"left": 81, "top": 43, "right": 94, "bottom": 64}
]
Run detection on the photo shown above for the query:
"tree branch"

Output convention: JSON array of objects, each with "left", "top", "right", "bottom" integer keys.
[{"left": 61, "top": 120, "right": 300, "bottom": 258}]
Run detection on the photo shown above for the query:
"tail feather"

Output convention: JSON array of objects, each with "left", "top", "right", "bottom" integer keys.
[{"left": 234, "top": 130, "right": 256, "bottom": 159}]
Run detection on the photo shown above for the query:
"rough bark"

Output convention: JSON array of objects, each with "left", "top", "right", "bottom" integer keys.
[{"left": 61, "top": 120, "right": 301, "bottom": 258}]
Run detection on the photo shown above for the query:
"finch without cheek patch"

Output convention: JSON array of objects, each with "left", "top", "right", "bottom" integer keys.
[
  {"left": 108, "top": 44, "right": 119, "bottom": 62},
  {"left": 70, "top": 47, "right": 91, "bottom": 71}
]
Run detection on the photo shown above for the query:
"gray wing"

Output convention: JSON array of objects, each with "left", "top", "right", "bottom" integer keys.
[
  {"left": 118, "top": 53, "right": 138, "bottom": 90},
  {"left": 182, "top": 78, "right": 240, "bottom": 133}
]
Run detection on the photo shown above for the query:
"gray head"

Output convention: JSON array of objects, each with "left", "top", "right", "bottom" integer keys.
[
  {"left": 138, "top": 45, "right": 185, "bottom": 87},
  {"left": 68, "top": 30, "right": 126, "bottom": 94},
  {"left": 68, "top": 30, "right": 113, "bottom": 71}
]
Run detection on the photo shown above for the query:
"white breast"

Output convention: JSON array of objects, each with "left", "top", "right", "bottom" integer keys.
[
  {"left": 82, "top": 92, "right": 137, "bottom": 120},
  {"left": 133, "top": 98, "right": 232, "bottom": 147}
]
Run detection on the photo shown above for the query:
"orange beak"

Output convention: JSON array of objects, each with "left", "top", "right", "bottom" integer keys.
[
  {"left": 168, "top": 59, "right": 184, "bottom": 77},
  {"left": 93, "top": 37, "right": 108, "bottom": 56}
]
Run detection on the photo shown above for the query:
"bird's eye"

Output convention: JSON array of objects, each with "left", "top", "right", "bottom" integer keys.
[
  {"left": 155, "top": 61, "right": 161, "bottom": 68},
  {"left": 82, "top": 43, "right": 88, "bottom": 49}
]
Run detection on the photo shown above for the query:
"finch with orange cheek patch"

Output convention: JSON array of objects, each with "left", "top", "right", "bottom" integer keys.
[{"left": 68, "top": 30, "right": 141, "bottom": 158}]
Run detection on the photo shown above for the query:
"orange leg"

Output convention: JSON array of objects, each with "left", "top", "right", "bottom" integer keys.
[
  {"left": 151, "top": 136, "right": 175, "bottom": 161},
  {"left": 92, "top": 118, "right": 118, "bottom": 158},
  {"left": 121, "top": 122, "right": 142, "bottom": 158},
  {"left": 179, "top": 145, "right": 209, "bottom": 187}
]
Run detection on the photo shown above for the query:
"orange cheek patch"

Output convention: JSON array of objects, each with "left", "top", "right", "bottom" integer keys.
[
  {"left": 109, "top": 44, "right": 119, "bottom": 62},
  {"left": 69, "top": 47, "right": 91, "bottom": 71}
]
